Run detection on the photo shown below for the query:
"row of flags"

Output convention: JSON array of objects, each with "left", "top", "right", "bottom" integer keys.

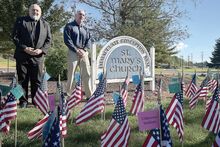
[
  {"left": 26, "top": 73, "right": 153, "bottom": 146},
  {"left": 171, "top": 72, "right": 220, "bottom": 146},
  {"left": 185, "top": 73, "right": 218, "bottom": 109},
  {"left": 2, "top": 70, "right": 220, "bottom": 146}
]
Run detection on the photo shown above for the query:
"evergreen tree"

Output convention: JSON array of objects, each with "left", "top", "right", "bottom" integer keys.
[{"left": 210, "top": 38, "right": 220, "bottom": 64}]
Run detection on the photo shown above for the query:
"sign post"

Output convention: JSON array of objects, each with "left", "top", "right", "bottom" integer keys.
[{"left": 91, "top": 43, "right": 97, "bottom": 92}]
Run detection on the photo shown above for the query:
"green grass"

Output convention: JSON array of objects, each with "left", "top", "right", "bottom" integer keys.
[
  {"left": 0, "top": 56, "right": 15, "bottom": 68},
  {"left": 1, "top": 98, "right": 216, "bottom": 147},
  {"left": 155, "top": 67, "right": 219, "bottom": 75}
]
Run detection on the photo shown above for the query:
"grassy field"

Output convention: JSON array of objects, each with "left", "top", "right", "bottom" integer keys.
[
  {"left": 1, "top": 98, "right": 216, "bottom": 147},
  {"left": 0, "top": 57, "right": 217, "bottom": 146},
  {"left": 0, "top": 56, "right": 15, "bottom": 68}
]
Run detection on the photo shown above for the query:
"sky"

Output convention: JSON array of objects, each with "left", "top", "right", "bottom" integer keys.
[
  {"left": 176, "top": 0, "right": 220, "bottom": 63},
  {"left": 73, "top": 0, "right": 220, "bottom": 63}
]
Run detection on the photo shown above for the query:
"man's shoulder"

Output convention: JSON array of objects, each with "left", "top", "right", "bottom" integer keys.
[{"left": 65, "top": 21, "right": 78, "bottom": 28}]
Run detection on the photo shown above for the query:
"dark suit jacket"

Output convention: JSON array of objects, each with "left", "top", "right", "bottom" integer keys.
[{"left": 12, "top": 16, "right": 52, "bottom": 63}]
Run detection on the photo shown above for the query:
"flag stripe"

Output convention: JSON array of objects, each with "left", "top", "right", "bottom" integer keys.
[
  {"left": 34, "top": 88, "right": 49, "bottom": 115},
  {"left": 76, "top": 98, "right": 105, "bottom": 125},
  {"left": 28, "top": 114, "right": 49, "bottom": 140},
  {"left": 130, "top": 83, "right": 144, "bottom": 115}
]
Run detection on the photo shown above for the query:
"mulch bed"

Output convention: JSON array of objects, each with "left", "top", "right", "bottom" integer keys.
[{"left": 1, "top": 72, "right": 191, "bottom": 104}]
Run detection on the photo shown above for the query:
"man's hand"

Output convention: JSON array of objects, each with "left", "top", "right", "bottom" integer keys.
[
  {"left": 24, "top": 47, "right": 35, "bottom": 55},
  {"left": 76, "top": 48, "right": 86, "bottom": 58},
  {"left": 33, "top": 49, "right": 43, "bottom": 55},
  {"left": 24, "top": 47, "right": 43, "bottom": 56}
]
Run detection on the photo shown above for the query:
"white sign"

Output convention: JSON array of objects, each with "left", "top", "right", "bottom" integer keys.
[{"left": 97, "top": 36, "right": 152, "bottom": 81}]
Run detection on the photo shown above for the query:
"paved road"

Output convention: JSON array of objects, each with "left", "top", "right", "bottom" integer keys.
[{"left": 0, "top": 68, "right": 16, "bottom": 73}]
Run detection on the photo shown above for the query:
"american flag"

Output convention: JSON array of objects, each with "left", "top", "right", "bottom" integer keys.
[
  {"left": 143, "top": 106, "right": 172, "bottom": 147},
  {"left": 189, "top": 76, "right": 209, "bottom": 109},
  {"left": 208, "top": 79, "right": 218, "bottom": 94},
  {"left": 33, "top": 73, "right": 49, "bottom": 115},
  {"left": 206, "top": 96, "right": 212, "bottom": 111},
  {"left": 57, "top": 82, "right": 68, "bottom": 137},
  {"left": 0, "top": 108, "right": 10, "bottom": 133},
  {"left": 166, "top": 85, "right": 184, "bottom": 142},
  {"left": 206, "top": 86, "right": 220, "bottom": 111},
  {"left": 0, "top": 92, "right": 17, "bottom": 133},
  {"left": 212, "top": 130, "right": 220, "bottom": 147},
  {"left": 101, "top": 96, "right": 130, "bottom": 147},
  {"left": 2, "top": 92, "right": 17, "bottom": 122},
  {"left": 43, "top": 117, "right": 61, "bottom": 147},
  {"left": 201, "top": 84, "right": 220, "bottom": 134},
  {"left": 120, "top": 75, "right": 129, "bottom": 106},
  {"left": 130, "top": 80, "right": 144, "bottom": 115},
  {"left": 27, "top": 114, "right": 49, "bottom": 140},
  {"left": 75, "top": 77, "right": 106, "bottom": 125},
  {"left": 185, "top": 74, "right": 197, "bottom": 99},
  {"left": 67, "top": 79, "right": 82, "bottom": 110}
]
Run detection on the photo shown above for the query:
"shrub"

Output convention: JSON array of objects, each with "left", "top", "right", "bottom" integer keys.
[{"left": 45, "top": 48, "right": 67, "bottom": 80}]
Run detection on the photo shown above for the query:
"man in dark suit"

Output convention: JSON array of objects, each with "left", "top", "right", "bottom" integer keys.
[{"left": 12, "top": 4, "right": 52, "bottom": 108}]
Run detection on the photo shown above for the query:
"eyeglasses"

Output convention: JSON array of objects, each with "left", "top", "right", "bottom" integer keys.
[{"left": 79, "top": 13, "right": 85, "bottom": 16}]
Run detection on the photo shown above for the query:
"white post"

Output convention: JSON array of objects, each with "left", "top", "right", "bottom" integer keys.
[
  {"left": 150, "top": 46, "right": 155, "bottom": 91},
  {"left": 91, "top": 43, "right": 97, "bottom": 92}
]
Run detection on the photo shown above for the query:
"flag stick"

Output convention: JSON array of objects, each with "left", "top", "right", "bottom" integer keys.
[
  {"left": 14, "top": 73, "right": 18, "bottom": 147},
  {"left": 140, "top": 72, "right": 144, "bottom": 111},
  {"left": 119, "top": 84, "right": 121, "bottom": 95},
  {"left": 102, "top": 99, "right": 106, "bottom": 121},
  {"left": 62, "top": 137, "right": 65, "bottom": 147},
  {"left": 157, "top": 78, "right": 162, "bottom": 105},
  {"left": 156, "top": 75, "right": 162, "bottom": 146},
  {"left": 0, "top": 132, "right": 2, "bottom": 147},
  {"left": 0, "top": 95, "right": 2, "bottom": 146},
  {"left": 101, "top": 67, "right": 106, "bottom": 121},
  {"left": 158, "top": 106, "right": 162, "bottom": 147},
  {"left": 15, "top": 118, "right": 17, "bottom": 147},
  {"left": 59, "top": 74, "right": 65, "bottom": 147},
  {"left": 101, "top": 81, "right": 104, "bottom": 120}
]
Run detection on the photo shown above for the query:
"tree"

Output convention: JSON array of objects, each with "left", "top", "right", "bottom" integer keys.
[
  {"left": 210, "top": 38, "right": 220, "bottom": 66},
  {"left": 75, "top": 0, "right": 198, "bottom": 64},
  {"left": 0, "top": 0, "right": 73, "bottom": 55}
]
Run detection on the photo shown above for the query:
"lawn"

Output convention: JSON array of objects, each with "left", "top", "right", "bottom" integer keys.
[
  {"left": 0, "top": 56, "right": 15, "bottom": 68},
  {"left": 1, "top": 98, "right": 216, "bottom": 147}
]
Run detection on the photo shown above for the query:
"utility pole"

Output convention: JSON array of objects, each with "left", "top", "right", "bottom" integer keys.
[
  {"left": 188, "top": 55, "right": 190, "bottom": 67},
  {"left": 191, "top": 53, "right": 193, "bottom": 67},
  {"left": 181, "top": 55, "right": 183, "bottom": 73},
  {"left": 0, "top": 27, "right": 2, "bottom": 49},
  {"left": 201, "top": 51, "right": 204, "bottom": 70}
]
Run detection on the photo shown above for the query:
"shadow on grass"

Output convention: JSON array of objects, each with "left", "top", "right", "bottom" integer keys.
[
  {"left": 184, "top": 132, "right": 214, "bottom": 147},
  {"left": 14, "top": 119, "right": 43, "bottom": 132},
  {"left": 72, "top": 130, "right": 101, "bottom": 144}
]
